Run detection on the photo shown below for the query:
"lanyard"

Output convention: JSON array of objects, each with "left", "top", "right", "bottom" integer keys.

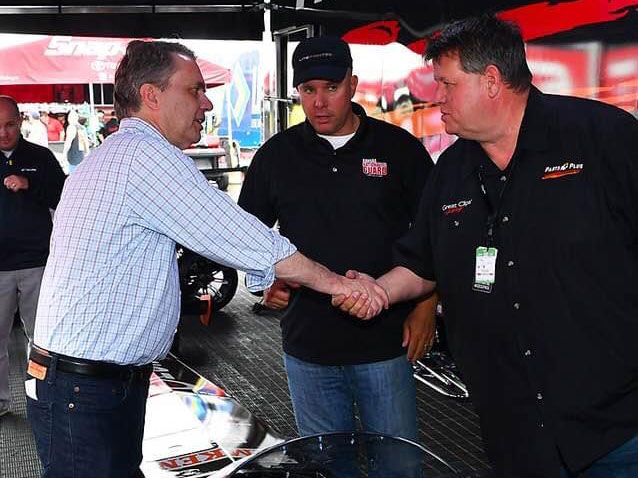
[{"left": 476, "top": 152, "right": 519, "bottom": 247}]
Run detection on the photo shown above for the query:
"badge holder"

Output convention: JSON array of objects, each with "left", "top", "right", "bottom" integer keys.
[{"left": 473, "top": 246, "right": 497, "bottom": 293}]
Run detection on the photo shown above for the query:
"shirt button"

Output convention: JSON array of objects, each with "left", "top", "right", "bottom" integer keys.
[
  {"left": 513, "top": 302, "right": 520, "bottom": 310},
  {"left": 539, "top": 422, "right": 545, "bottom": 428},
  {"left": 537, "top": 392, "right": 543, "bottom": 400},
  {"left": 332, "top": 167, "right": 338, "bottom": 173},
  {"left": 453, "top": 220, "right": 460, "bottom": 227},
  {"left": 74, "top": 386, "right": 80, "bottom": 393},
  {"left": 500, "top": 175, "right": 507, "bottom": 182},
  {"left": 68, "top": 403, "right": 75, "bottom": 409},
  {"left": 507, "top": 260, "right": 514, "bottom": 267},
  {"left": 502, "top": 215, "right": 509, "bottom": 223},
  {"left": 524, "top": 349, "right": 531, "bottom": 357}
]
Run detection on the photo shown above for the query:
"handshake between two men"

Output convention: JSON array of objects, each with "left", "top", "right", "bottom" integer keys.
[
  {"left": 268, "top": 255, "right": 437, "bottom": 361},
  {"left": 269, "top": 254, "right": 436, "bottom": 322},
  {"left": 266, "top": 270, "right": 389, "bottom": 319}
]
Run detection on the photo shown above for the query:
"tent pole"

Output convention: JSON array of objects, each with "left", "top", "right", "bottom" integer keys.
[
  {"left": 225, "top": 81, "right": 234, "bottom": 166},
  {"left": 88, "top": 81, "right": 95, "bottom": 115}
]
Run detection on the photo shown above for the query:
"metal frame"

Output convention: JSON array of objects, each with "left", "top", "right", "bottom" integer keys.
[{"left": 272, "top": 24, "right": 315, "bottom": 133}]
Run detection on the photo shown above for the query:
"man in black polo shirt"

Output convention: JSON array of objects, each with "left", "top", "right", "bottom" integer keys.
[
  {"left": 0, "top": 96, "right": 65, "bottom": 417},
  {"left": 239, "top": 36, "right": 436, "bottom": 442},
  {"left": 334, "top": 15, "right": 638, "bottom": 478}
]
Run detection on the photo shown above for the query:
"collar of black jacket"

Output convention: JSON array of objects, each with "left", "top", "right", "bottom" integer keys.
[
  {"left": 459, "top": 85, "right": 551, "bottom": 180},
  {"left": 301, "top": 102, "right": 368, "bottom": 151}
]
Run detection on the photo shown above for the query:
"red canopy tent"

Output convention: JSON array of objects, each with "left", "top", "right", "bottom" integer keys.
[{"left": 0, "top": 35, "right": 230, "bottom": 102}]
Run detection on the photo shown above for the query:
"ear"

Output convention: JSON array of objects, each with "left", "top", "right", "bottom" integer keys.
[
  {"left": 139, "top": 83, "right": 161, "bottom": 111},
  {"left": 350, "top": 74, "right": 359, "bottom": 99},
  {"left": 483, "top": 65, "right": 502, "bottom": 99}
]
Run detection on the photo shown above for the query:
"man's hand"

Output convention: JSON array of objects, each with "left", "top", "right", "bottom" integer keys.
[
  {"left": 263, "top": 279, "right": 300, "bottom": 310},
  {"left": 331, "top": 270, "right": 389, "bottom": 320},
  {"left": 402, "top": 294, "right": 437, "bottom": 363},
  {"left": 3, "top": 174, "right": 28, "bottom": 193}
]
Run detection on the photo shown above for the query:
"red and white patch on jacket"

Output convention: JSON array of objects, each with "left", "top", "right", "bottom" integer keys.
[{"left": 362, "top": 158, "right": 388, "bottom": 177}]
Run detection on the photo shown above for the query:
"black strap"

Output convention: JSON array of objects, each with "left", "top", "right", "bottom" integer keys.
[{"left": 476, "top": 152, "right": 519, "bottom": 247}]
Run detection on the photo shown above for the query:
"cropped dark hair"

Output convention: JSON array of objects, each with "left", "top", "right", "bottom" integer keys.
[
  {"left": 114, "top": 40, "right": 196, "bottom": 119},
  {"left": 0, "top": 95, "right": 20, "bottom": 119},
  {"left": 426, "top": 15, "right": 532, "bottom": 93}
]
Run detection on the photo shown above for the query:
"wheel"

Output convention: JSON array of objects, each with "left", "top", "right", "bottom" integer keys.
[
  {"left": 216, "top": 174, "right": 229, "bottom": 191},
  {"left": 178, "top": 249, "right": 239, "bottom": 312}
]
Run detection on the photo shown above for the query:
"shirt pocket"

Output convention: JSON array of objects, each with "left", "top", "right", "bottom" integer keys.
[{"left": 533, "top": 169, "right": 595, "bottom": 244}]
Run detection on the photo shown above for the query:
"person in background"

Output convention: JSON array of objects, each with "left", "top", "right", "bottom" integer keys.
[
  {"left": 39, "top": 108, "right": 64, "bottom": 142},
  {"left": 27, "top": 39, "right": 386, "bottom": 478},
  {"left": 334, "top": 15, "right": 638, "bottom": 478},
  {"left": 61, "top": 109, "right": 90, "bottom": 173},
  {"left": 25, "top": 112, "right": 48, "bottom": 148},
  {"left": 98, "top": 115, "right": 119, "bottom": 143},
  {"left": 239, "top": 36, "right": 437, "bottom": 444},
  {"left": 0, "top": 95, "right": 65, "bottom": 418}
]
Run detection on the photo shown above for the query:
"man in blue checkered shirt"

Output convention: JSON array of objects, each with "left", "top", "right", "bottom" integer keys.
[{"left": 27, "top": 40, "right": 389, "bottom": 478}]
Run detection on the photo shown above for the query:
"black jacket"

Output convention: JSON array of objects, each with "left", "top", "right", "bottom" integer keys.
[
  {"left": 0, "top": 137, "right": 66, "bottom": 270},
  {"left": 396, "top": 87, "right": 638, "bottom": 477}
]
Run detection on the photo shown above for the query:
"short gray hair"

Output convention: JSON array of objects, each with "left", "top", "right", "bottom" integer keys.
[{"left": 114, "top": 40, "right": 196, "bottom": 119}]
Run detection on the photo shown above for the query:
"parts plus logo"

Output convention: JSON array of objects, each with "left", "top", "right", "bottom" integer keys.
[
  {"left": 441, "top": 199, "right": 472, "bottom": 215},
  {"left": 542, "top": 162, "right": 583, "bottom": 180}
]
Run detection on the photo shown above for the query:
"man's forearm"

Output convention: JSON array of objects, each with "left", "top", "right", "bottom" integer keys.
[
  {"left": 377, "top": 266, "right": 436, "bottom": 305},
  {"left": 274, "top": 251, "right": 341, "bottom": 295}
]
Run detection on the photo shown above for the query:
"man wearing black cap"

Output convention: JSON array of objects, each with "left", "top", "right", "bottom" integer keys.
[{"left": 239, "top": 36, "right": 435, "bottom": 442}]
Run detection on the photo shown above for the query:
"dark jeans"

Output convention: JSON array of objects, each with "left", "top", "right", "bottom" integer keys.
[
  {"left": 26, "top": 355, "right": 151, "bottom": 478},
  {"left": 560, "top": 434, "right": 638, "bottom": 478}
]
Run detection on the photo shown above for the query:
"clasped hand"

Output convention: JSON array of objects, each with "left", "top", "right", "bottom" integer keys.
[
  {"left": 332, "top": 270, "right": 389, "bottom": 320},
  {"left": 3, "top": 174, "right": 28, "bottom": 193}
]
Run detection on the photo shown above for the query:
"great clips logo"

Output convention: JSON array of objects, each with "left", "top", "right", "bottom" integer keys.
[
  {"left": 542, "top": 162, "right": 583, "bottom": 180},
  {"left": 442, "top": 199, "right": 472, "bottom": 215}
]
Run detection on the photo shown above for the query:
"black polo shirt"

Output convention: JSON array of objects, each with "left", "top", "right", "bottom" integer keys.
[
  {"left": 239, "top": 103, "right": 433, "bottom": 365},
  {"left": 0, "top": 137, "right": 65, "bottom": 270},
  {"left": 395, "top": 87, "right": 638, "bottom": 477}
]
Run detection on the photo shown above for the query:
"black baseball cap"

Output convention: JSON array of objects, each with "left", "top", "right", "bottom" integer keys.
[{"left": 292, "top": 36, "right": 353, "bottom": 87}]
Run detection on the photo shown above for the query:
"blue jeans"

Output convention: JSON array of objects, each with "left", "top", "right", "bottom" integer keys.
[
  {"left": 26, "top": 356, "right": 151, "bottom": 478},
  {"left": 560, "top": 434, "right": 638, "bottom": 477},
  {"left": 284, "top": 353, "right": 418, "bottom": 440}
]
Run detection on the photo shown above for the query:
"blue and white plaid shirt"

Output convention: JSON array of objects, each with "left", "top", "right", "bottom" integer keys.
[{"left": 34, "top": 118, "right": 296, "bottom": 365}]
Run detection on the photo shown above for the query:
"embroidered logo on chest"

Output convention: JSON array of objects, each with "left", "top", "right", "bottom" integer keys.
[
  {"left": 441, "top": 199, "right": 473, "bottom": 215},
  {"left": 542, "top": 162, "right": 583, "bottom": 180},
  {"left": 362, "top": 158, "right": 388, "bottom": 177}
]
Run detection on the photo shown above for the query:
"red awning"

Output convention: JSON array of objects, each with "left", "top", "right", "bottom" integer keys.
[{"left": 0, "top": 35, "right": 230, "bottom": 86}]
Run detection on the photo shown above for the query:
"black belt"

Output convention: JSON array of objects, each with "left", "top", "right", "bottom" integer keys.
[{"left": 30, "top": 347, "right": 153, "bottom": 380}]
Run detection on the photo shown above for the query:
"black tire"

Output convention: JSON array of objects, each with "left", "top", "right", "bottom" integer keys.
[
  {"left": 216, "top": 174, "right": 229, "bottom": 191},
  {"left": 178, "top": 249, "right": 239, "bottom": 312}
]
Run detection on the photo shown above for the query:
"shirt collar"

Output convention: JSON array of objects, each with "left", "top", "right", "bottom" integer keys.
[
  {"left": 459, "top": 86, "right": 550, "bottom": 180},
  {"left": 516, "top": 86, "right": 550, "bottom": 153},
  {"left": 119, "top": 117, "right": 172, "bottom": 145},
  {"left": 2, "top": 135, "right": 27, "bottom": 159},
  {"left": 302, "top": 102, "right": 369, "bottom": 149}
]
